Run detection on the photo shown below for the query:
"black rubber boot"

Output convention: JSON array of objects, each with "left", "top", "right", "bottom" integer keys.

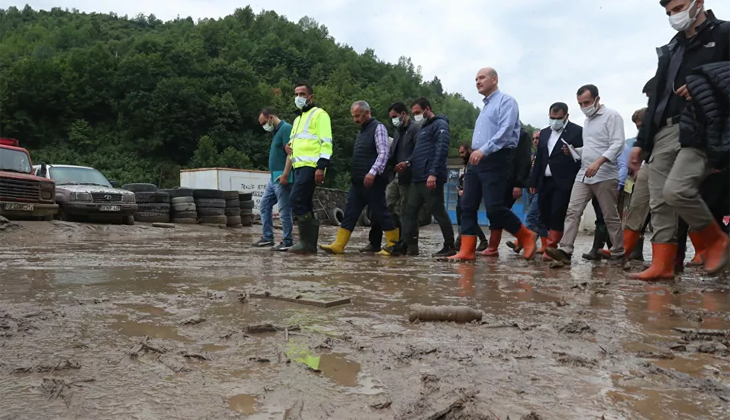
[
  {"left": 290, "top": 216, "right": 319, "bottom": 255},
  {"left": 359, "top": 243, "right": 381, "bottom": 253},
  {"left": 433, "top": 244, "right": 457, "bottom": 257},
  {"left": 629, "top": 236, "right": 645, "bottom": 261},
  {"left": 583, "top": 224, "right": 608, "bottom": 261},
  {"left": 406, "top": 238, "right": 419, "bottom": 256}
]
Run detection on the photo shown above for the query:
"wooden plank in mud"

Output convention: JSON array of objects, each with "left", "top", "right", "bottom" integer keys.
[{"left": 249, "top": 291, "right": 351, "bottom": 308}]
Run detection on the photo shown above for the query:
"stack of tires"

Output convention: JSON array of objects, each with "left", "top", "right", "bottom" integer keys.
[
  {"left": 123, "top": 183, "right": 171, "bottom": 223},
  {"left": 169, "top": 188, "right": 197, "bottom": 224},
  {"left": 239, "top": 192, "right": 254, "bottom": 226},
  {"left": 224, "top": 191, "right": 242, "bottom": 228},
  {"left": 194, "top": 189, "right": 227, "bottom": 226}
]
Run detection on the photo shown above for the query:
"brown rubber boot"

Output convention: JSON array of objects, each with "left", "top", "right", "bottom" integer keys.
[
  {"left": 481, "top": 229, "right": 502, "bottom": 257},
  {"left": 629, "top": 243, "right": 678, "bottom": 281},
  {"left": 448, "top": 235, "right": 477, "bottom": 261}
]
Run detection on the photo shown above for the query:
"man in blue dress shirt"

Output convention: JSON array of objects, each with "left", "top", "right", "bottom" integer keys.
[{"left": 450, "top": 67, "right": 538, "bottom": 261}]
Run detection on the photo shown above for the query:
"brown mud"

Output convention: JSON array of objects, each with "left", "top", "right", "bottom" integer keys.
[{"left": 1, "top": 220, "right": 729, "bottom": 419}]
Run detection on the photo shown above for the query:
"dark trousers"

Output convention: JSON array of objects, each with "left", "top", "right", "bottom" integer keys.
[
  {"left": 461, "top": 148, "right": 522, "bottom": 236},
  {"left": 456, "top": 197, "right": 486, "bottom": 240},
  {"left": 491, "top": 185, "right": 517, "bottom": 229},
  {"left": 341, "top": 178, "right": 395, "bottom": 232},
  {"left": 291, "top": 167, "right": 317, "bottom": 217},
  {"left": 402, "top": 182, "right": 454, "bottom": 245},
  {"left": 592, "top": 196, "right": 613, "bottom": 248},
  {"left": 538, "top": 177, "right": 572, "bottom": 232}
]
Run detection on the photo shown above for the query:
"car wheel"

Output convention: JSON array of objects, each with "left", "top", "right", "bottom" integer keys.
[{"left": 123, "top": 215, "right": 135, "bottom": 226}]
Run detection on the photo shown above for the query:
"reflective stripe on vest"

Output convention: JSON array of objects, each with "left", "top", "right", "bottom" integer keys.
[{"left": 291, "top": 107, "right": 326, "bottom": 169}]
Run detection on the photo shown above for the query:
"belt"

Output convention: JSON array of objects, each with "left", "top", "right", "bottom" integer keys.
[{"left": 663, "top": 115, "right": 681, "bottom": 127}]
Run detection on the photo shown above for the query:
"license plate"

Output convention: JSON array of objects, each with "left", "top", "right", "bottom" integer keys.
[
  {"left": 4, "top": 203, "right": 34, "bottom": 211},
  {"left": 99, "top": 205, "right": 121, "bottom": 212}
]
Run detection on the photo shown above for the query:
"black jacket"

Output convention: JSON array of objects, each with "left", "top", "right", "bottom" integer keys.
[
  {"left": 529, "top": 121, "right": 583, "bottom": 191},
  {"left": 388, "top": 120, "right": 420, "bottom": 185},
  {"left": 680, "top": 61, "right": 730, "bottom": 168},
  {"left": 636, "top": 10, "right": 729, "bottom": 158},
  {"left": 409, "top": 115, "right": 450, "bottom": 184},
  {"left": 509, "top": 129, "right": 533, "bottom": 189}
]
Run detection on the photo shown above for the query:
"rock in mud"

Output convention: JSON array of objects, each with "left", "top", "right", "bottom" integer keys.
[
  {"left": 244, "top": 323, "right": 278, "bottom": 334},
  {"left": 180, "top": 316, "right": 206, "bottom": 326},
  {"left": 409, "top": 305, "right": 483, "bottom": 323},
  {"left": 554, "top": 352, "right": 598, "bottom": 368},
  {"left": 559, "top": 320, "right": 595, "bottom": 335}
]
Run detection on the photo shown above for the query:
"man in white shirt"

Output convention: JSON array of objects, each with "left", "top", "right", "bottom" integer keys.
[{"left": 546, "top": 84, "right": 626, "bottom": 264}]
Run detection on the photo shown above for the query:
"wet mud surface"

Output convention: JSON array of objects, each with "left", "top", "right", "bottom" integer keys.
[{"left": 1, "top": 220, "right": 729, "bottom": 419}]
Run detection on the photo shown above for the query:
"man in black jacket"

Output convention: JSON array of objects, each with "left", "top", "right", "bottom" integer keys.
[
  {"left": 384, "top": 97, "right": 456, "bottom": 257},
  {"left": 528, "top": 102, "right": 583, "bottom": 259},
  {"left": 361, "top": 102, "right": 421, "bottom": 253},
  {"left": 629, "top": 0, "right": 729, "bottom": 279}
]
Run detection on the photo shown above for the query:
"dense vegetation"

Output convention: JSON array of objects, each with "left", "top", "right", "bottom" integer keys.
[{"left": 0, "top": 5, "right": 536, "bottom": 188}]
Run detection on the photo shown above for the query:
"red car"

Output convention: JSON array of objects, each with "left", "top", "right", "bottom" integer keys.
[{"left": 0, "top": 138, "right": 59, "bottom": 220}]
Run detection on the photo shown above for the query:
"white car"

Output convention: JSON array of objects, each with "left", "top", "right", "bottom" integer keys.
[{"left": 33, "top": 164, "right": 137, "bottom": 224}]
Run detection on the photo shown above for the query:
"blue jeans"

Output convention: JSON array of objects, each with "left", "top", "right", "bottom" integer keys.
[
  {"left": 526, "top": 193, "right": 548, "bottom": 238},
  {"left": 260, "top": 180, "right": 293, "bottom": 245}
]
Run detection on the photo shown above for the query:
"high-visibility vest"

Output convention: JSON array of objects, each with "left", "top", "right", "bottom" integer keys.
[{"left": 290, "top": 107, "right": 333, "bottom": 169}]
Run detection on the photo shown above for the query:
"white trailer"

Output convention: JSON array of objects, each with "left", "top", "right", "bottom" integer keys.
[{"left": 179, "top": 168, "right": 275, "bottom": 215}]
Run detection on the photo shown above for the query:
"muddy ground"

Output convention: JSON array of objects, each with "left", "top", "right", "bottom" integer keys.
[{"left": 1, "top": 219, "right": 729, "bottom": 420}]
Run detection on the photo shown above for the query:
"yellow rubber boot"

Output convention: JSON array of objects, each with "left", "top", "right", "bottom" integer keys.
[
  {"left": 320, "top": 228, "right": 352, "bottom": 254},
  {"left": 377, "top": 229, "right": 400, "bottom": 256}
]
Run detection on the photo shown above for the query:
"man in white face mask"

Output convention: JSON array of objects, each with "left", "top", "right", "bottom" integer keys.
[
  {"left": 628, "top": 0, "right": 729, "bottom": 280},
  {"left": 545, "top": 85, "right": 626, "bottom": 265}
]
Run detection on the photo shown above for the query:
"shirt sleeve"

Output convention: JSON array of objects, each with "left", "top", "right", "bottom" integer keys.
[
  {"left": 602, "top": 112, "right": 625, "bottom": 163},
  {"left": 369, "top": 124, "right": 390, "bottom": 176},
  {"left": 479, "top": 96, "right": 519, "bottom": 156},
  {"left": 618, "top": 144, "right": 631, "bottom": 187},
  {"left": 281, "top": 124, "right": 293, "bottom": 146},
  {"left": 316, "top": 111, "right": 333, "bottom": 170}
]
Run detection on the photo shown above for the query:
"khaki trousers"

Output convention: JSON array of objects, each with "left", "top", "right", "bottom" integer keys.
[
  {"left": 647, "top": 124, "right": 681, "bottom": 243},
  {"left": 664, "top": 147, "right": 715, "bottom": 232},
  {"left": 624, "top": 164, "right": 651, "bottom": 232}
]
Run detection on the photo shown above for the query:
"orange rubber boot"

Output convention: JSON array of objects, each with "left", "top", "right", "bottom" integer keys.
[
  {"left": 448, "top": 235, "right": 477, "bottom": 261},
  {"left": 481, "top": 229, "right": 502, "bottom": 257},
  {"left": 687, "top": 231, "right": 707, "bottom": 267},
  {"left": 543, "top": 230, "right": 563, "bottom": 261},
  {"left": 623, "top": 229, "right": 641, "bottom": 261},
  {"left": 514, "top": 225, "right": 538, "bottom": 260},
  {"left": 629, "top": 243, "right": 677, "bottom": 281},
  {"left": 697, "top": 223, "right": 729, "bottom": 275},
  {"left": 536, "top": 237, "right": 548, "bottom": 254}
]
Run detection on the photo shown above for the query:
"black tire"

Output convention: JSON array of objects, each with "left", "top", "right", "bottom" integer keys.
[
  {"left": 194, "top": 198, "right": 225, "bottom": 208},
  {"left": 172, "top": 218, "right": 198, "bottom": 225},
  {"left": 122, "top": 183, "right": 157, "bottom": 193},
  {"left": 158, "top": 189, "right": 174, "bottom": 196},
  {"left": 330, "top": 207, "right": 344, "bottom": 226},
  {"left": 173, "top": 211, "right": 198, "bottom": 219},
  {"left": 223, "top": 190, "right": 239, "bottom": 200},
  {"left": 200, "top": 215, "right": 228, "bottom": 225},
  {"left": 170, "top": 188, "right": 194, "bottom": 198},
  {"left": 359, "top": 208, "right": 371, "bottom": 227},
  {"left": 225, "top": 199, "right": 240, "bottom": 208},
  {"left": 241, "top": 214, "right": 254, "bottom": 226},
  {"left": 135, "top": 212, "right": 170, "bottom": 223},
  {"left": 135, "top": 192, "right": 171, "bottom": 204},
  {"left": 240, "top": 200, "right": 255, "bottom": 209},
  {"left": 193, "top": 189, "right": 224, "bottom": 199},
  {"left": 138, "top": 203, "right": 171, "bottom": 213},
  {"left": 227, "top": 216, "right": 242, "bottom": 226},
  {"left": 173, "top": 203, "right": 196, "bottom": 212},
  {"left": 197, "top": 207, "right": 225, "bottom": 217},
  {"left": 240, "top": 208, "right": 253, "bottom": 215},
  {"left": 171, "top": 196, "right": 195, "bottom": 205},
  {"left": 225, "top": 207, "right": 241, "bottom": 217},
  {"left": 123, "top": 215, "right": 135, "bottom": 226},
  {"left": 239, "top": 193, "right": 253, "bottom": 202}
]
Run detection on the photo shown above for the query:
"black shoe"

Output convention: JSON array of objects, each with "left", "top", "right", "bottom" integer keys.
[
  {"left": 272, "top": 242, "right": 292, "bottom": 252},
  {"left": 433, "top": 244, "right": 457, "bottom": 257},
  {"left": 477, "top": 239, "right": 489, "bottom": 252},
  {"left": 546, "top": 248, "right": 572, "bottom": 264},
  {"left": 582, "top": 248, "right": 602, "bottom": 261},
  {"left": 254, "top": 238, "right": 274, "bottom": 247},
  {"left": 383, "top": 241, "right": 408, "bottom": 256},
  {"left": 583, "top": 224, "right": 609, "bottom": 260},
  {"left": 359, "top": 243, "right": 381, "bottom": 253}
]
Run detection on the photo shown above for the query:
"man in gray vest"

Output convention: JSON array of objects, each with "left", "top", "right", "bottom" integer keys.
[{"left": 320, "top": 101, "right": 399, "bottom": 254}]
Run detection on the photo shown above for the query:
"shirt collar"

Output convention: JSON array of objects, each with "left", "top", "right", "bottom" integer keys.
[{"left": 482, "top": 89, "right": 501, "bottom": 105}]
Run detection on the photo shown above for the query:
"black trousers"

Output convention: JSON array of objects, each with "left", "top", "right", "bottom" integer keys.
[
  {"left": 291, "top": 167, "right": 316, "bottom": 217},
  {"left": 456, "top": 196, "right": 486, "bottom": 240},
  {"left": 538, "top": 177, "right": 572, "bottom": 232},
  {"left": 401, "top": 182, "right": 454, "bottom": 246},
  {"left": 341, "top": 178, "right": 395, "bottom": 232}
]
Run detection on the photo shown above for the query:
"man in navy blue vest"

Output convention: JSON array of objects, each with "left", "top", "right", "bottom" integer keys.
[{"left": 320, "top": 101, "right": 398, "bottom": 254}]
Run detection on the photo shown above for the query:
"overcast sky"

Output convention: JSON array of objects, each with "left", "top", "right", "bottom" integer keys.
[{"left": 5, "top": 0, "right": 730, "bottom": 137}]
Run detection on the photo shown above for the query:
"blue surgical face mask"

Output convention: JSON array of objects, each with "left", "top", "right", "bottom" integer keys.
[{"left": 295, "top": 96, "right": 308, "bottom": 109}]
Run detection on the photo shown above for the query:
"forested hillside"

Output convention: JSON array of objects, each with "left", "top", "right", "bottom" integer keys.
[{"left": 0, "top": 5, "right": 533, "bottom": 188}]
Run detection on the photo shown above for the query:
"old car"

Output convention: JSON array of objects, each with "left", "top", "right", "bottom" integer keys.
[
  {"left": 33, "top": 164, "right": 137, "bottom": 224},
  {"left": 0, "top": 138, "right": 58, "bottom": 220}
]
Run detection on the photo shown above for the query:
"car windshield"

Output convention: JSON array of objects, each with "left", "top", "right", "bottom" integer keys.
[
  {"left": 0, "top": 148, "right": 32, "bottom": 174},
  {"left": 50, "top": 167, "right": 112, "bottom": 187}
]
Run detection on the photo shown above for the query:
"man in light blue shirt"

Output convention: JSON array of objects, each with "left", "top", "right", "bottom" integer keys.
[{"left": 449, "top": 67, "right": 538, "bottom": 261}]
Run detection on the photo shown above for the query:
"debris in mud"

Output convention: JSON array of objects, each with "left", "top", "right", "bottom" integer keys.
[
  {"left": 40, "top": 378, "right": 95, "bottom": 405},
  {"left": 571, "top": 282, "right": 589, "bottom": 291},
  {"left": 13, "top": 360, "right": 81, "bottom": 374},
  {"left": 249, "top": 357, "right": 271, "bottom": 363},
  {"left": 555, "top": 297, "right": 568, "bottom": 307},
  {"left": 520, "top": 413, "right": 544, "bottom": 420},
  {"left": 249, "top": 289, "right": 351, "bottom": 308},
  {"left": 697, "top": 343, "right": 723, "bottom": 354},
  {"left": 284, "top": 400, "right": 304, "bottom": 420},
  {"left": 180, "top": 316, "right": 206, "bottom": 326},
  {"left": 670, "top": 344, "right": 688, "bottom": 352},
  {"left": 0, "top": 216, "right": 18, "bottom": 231},
  {"left": 409, "top": 304, "right": 483, "bottom": 323},
  {"left": 237, "top": 292, "right": 248, "bottom": 303},
  {"left": 158, "top": 356, "right": 191, "bottom": 373},
  {"left": 559, "top": 320, "right": 595, "bottom": 335},
  {"left": 244, "top": 323, "right": 300, "bottom": 335},
  {"left": 129, "top": 336, "right": 166, "bottom": 357},
  {"left": 554, "top": 352, "right": 598, "bottom": 368},
  {"left": 315, "top": 337, "right": 334, "bottom": 350},
  {"left": 181, "top": 352, "right": 210, "bottom": 361},
  {"left": 371, "top": 400, "right": 392, "bottom": 410},
  {"left": 636, "top": 351, "right": 675, "bottom": 360},
  {"left": 675, "top": 328, "right": 729, "bottom": 338},
  {"left": 396, "top": 388, "right": 495, "bottom": 420}
]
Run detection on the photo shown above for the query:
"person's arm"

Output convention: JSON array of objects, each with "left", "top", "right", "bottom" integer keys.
[
  {"left": 514, "top": 131, "right": 532, "bottom": 188},
  {"left": 603, "top": 112, "right": 626, "bottom": 164},
  {"left": 479, "top": 96, "right": 519, "bottom": 157},
  {"left": 316, "top": 112, "right": 333, "bottom": 170},
  {"left": 617, "top": 144, "right": 631, "bottom": 188},
  {"left": 369, "top": 124, "right": 390, "bottom": 176},
  {"left": 429, "top": 122, "right": 450, "bottom": 178}
]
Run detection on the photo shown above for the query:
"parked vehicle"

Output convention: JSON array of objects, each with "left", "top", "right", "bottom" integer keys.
[
  {"left": 33, "top": 164, "right": 137, "bottom": 225},
  {"left": 0, "top": 138, "right": 58, "bottom": 220}
]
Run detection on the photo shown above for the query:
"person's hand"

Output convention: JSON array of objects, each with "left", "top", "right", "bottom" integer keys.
[
  {"left": 562, "top": 145, "right": 571, "bottom": 156},
  {"left": 676, "top": 84, "right": 693, "bottom": 102},
  {"left": 585, "top": 160, "right": 603, "bottom": 178},
  {"left": 427, "top": 175, "right": 437, "bottom": 190},
  {"left": 458, "top": 189, "right": 463, "bottom": 197},
  {"left": 364, "top": 173, "right": 375, "bottom": 188},
  {"left": 512, "top": 188, "right": 523, "bottom": 200},
  {"left": 469, "top": 150, "right": 485, "bottom": 165},
  {"left": 276, "top": 175, "right": 289, "bottom": 186},
  {"left": 529, "top": 188, "right": 537, "bottom": 195},
  {"left": 629, "top": 147, "right": 643, "bottom": 174},
  {"left": 315, "top": 169, "right": 325, "bottom": 184},
  {"left": 395, "top": 162, "right": 407, "bottom": 173},
  {"left": 712, "top": 168, "right": 722, "bottom": 174},
  {"left": 284, "top": 144, "right": 292, "bottom": 156}
]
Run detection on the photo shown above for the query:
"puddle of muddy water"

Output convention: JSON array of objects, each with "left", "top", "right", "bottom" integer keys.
[
  {"left": 111, "top": 320, "right": 192, "bottom": 342},
  {"left": 228, "top": 394, "right": 258, "bottom": 415},
  {"left": 117, "top": 303, "right": 171, "bottom": 316}
]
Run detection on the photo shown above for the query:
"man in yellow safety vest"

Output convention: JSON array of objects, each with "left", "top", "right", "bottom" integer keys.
[{"left": 286, "top": 83, "right": 333, "bottom": 254}]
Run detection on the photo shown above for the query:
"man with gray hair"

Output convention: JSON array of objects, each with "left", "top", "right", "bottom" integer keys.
[{"left": 320, "top": 101, "right": 398, "bottom": 254}]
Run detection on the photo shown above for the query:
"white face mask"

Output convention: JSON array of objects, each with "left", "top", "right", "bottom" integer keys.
[
  {"left": 413, "top": 114, "right": 424, "bottom": 123},
  {"left": 581, "top": 100, "right": 599, "bottom": 118},
  {"left": 392, "top": 116, "right": 402, "bottom": 127},
  {"left": 669, "top": 0, "right": 701, "bottom": 32},
  {"left": 295, "top": 96, "right": 308, "bottom": 109},
  {"left": 262, "top": 122, "right": 274, "bottom": 132},
  {"left": 549, "top": 118, "right": 566, "bottom": 131}
]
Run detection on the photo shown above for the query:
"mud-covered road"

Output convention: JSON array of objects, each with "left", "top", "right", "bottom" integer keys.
[{"left": 1, "top": 220, "right": 729, "bottom": 420}]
